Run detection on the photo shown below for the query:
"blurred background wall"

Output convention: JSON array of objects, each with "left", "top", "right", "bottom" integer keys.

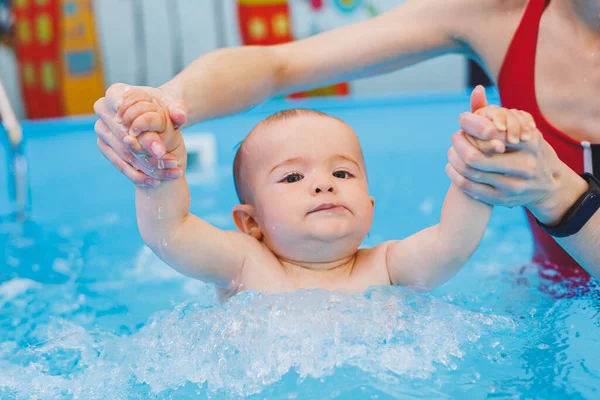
[{"left": 0, "top": 0, "right": 491, "bottom": 120}]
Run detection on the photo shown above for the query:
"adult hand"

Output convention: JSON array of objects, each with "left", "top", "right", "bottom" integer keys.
[
  {"left": 447, "top": 100, "right": 587, "bottom": 225},
  {"left": 94, "top": 83, "right": 187, "bottom": 186}
]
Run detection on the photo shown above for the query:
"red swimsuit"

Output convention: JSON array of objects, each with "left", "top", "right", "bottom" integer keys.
[{"left": 497, "top": 0, "right": 599, "bottom": 286}]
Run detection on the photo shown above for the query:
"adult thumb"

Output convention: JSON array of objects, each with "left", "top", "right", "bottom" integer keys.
[
  {"left": 470, "top": 85, "right": 488, "bottom": 112},
  {"left": 168, "top": 101, "right": 188, "bottom": 129}
]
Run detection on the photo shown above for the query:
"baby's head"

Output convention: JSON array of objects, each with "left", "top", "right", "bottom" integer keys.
[{"left": 232, "top": 109, "right": 374, "bottom": 264}]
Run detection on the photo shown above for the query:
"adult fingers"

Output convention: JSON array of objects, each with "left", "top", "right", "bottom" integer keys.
[
  {"left": 97, "top": 138, "right": 161, "bottom": 188},
  {"left": 451, "top": 131, "right": 535, "bottom": 178},
  {"left": 469, "top": 85, "right": 489, "bottom": 112},
  {"left": 447, "top": 146, "right": 527, "bottom": 190},
  {"left": 445, "top": 162, "right": 498, "bottom": 202},
  {"left": 463, "top": 131, "right": 505, "bottom": 155},
  {"left": 95, "top": 119, "right": 169, "bottom": 175},
  {"left": 94, "top": 96, "right": 129, "bottom": 141},
  {"left": 137, "top": 131, "right": 167, "bottom": 158},
  {"left": 97, "top": 133, "right": 184, "bottom": 181},
  {"left": 95, "top": 119, "right": 153, "bottom": 174},
  {"left": 167, "top": 100, "right": 188, "bottom": 129},
  {"left": 105, "top": 83, "right": 132, "bottom": 113}
]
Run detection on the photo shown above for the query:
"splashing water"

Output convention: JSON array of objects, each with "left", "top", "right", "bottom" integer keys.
[
  {"left": 2, "top": 212, "right": 600, "bottom": 399},
  {"left": 2, "top": 152, "right": 600, "bottom": 399},
  {"left": 0, "top": 282, "right": 520, "bottom": 399}
]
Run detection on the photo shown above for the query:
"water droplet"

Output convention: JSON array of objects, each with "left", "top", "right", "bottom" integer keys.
[
  {"left": 157, "top": 207, "right": 163, "bottom": 220},
  {"left": 162, "top": 237, "right": 168, "bottom": 247}
]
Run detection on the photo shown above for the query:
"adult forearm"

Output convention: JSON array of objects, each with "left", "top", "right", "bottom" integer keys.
[
  {"left": 160, "top": 47, "right": 285, "bottom": 126},
  {"left": 528, "top": 167, "right": 600, "bottom": 279},
  {"left": 557, "top": 211, "right": 600, "bottom": 279}
]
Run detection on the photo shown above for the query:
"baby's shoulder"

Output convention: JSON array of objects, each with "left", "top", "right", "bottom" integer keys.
[
  {"left": 350, "top": 245, "right": 392, "bottom": 284},
  {"left": 234, "top": 238, "right": 288, "bottom": 287}
]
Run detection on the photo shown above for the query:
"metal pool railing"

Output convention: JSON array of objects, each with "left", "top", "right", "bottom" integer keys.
[{"left": 0, "top": 76, "right": 28, "bottom": 219}]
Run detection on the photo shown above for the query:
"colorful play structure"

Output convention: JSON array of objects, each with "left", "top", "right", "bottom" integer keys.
[
  {"left": 9, "top": 0, "right": 104, "bottom": 119},
  {"left": 0, "top": 0, "right": 379, "bottom": 119}
]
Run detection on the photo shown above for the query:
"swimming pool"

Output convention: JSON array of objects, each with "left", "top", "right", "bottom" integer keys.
[{"left": 1, "top": 92, "right": 599, "bottom": 399}]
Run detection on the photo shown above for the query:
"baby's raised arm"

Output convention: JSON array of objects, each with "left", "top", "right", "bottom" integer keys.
[
  {"left": 379, "top": 101, "right": 537, "bottom": 290},
  {"left": 116, "top": 90, "right": 256, "bottom": 290},
  {"left": 382, "top": 183, "right": 492, "bottom": 290}
]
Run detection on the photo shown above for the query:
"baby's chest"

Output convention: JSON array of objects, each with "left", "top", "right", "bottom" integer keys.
[{"left": 238, "top": 252, "right": 391, "bottom": 295}]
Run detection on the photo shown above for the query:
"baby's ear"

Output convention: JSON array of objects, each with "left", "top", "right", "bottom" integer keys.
[{"left": 232, "top": 204, "right": 263, "bottom": 240}]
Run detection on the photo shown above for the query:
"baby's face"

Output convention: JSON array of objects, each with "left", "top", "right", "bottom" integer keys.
[{"left": 243, "top": 115, "right": 374, "bottom": 262}]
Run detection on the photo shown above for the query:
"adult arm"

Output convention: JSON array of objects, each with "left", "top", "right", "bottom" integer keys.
[{"left": 447, "top": 113, "right": 600, "bottom": 279}]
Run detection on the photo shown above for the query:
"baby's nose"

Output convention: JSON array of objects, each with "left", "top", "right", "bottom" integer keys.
[
  {"left": 313, "top": 181, "right": 335, "bottom": 194},
  {"left": 315, "top": 185, "right": 333, "bottom": 194}
]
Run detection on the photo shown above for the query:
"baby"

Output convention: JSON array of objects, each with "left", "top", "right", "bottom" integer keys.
[{"left": 109, "top": 89, "right": 531, "bottom": 299}]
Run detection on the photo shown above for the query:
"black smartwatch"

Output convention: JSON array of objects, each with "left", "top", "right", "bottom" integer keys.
[{"left": 537, "top": 173, "right": 600, "bottom": 238}]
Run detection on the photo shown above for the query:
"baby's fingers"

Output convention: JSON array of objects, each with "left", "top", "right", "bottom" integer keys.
[
  {"left": 476, "top": 105, "right": 507, "bottom": 132},
  {"left": 116, "top": 89, "right": 152, "bottom": 123},
  {"left": 517, "top": 111, "right": 536, "bottom": 142},
  {"left": 505, "top": 109, "right": 523, "bottom": 145},
  {"left": 129, "top": 110, "right": 167, "bottom": 137}
]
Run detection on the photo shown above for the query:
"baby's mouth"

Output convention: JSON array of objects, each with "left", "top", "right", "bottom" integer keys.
[{"left": 309, "top": 203, "right": 348, "bottom": 214}]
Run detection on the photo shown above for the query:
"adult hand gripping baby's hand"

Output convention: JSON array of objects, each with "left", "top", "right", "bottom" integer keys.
[
  {"left": 94, "top": 83, "right": 187, "bottom": 187},
  {"left": 446, "top": 105, "right": 577, "bottom": 224}
]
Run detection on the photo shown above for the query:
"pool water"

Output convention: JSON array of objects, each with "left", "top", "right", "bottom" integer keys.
[{"left": 1, "top": 93, "right": 599, "bottom": 399}]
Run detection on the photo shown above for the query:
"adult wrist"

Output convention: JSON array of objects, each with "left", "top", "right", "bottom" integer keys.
[
  {"left": 159, "top": 81, "right": 184, "bottom": 105},
  {"left": 529, "top": 167, "right": 589, "bottom": 225}
]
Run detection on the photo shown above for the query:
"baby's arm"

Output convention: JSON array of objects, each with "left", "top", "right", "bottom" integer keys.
[
  {"left": 120, "top": 91, "right": 257, "bottom": 290},
  {"left": 383, "top": 183, "right": 492, "bottom": 291},
  {"left": 382, "top": 106, "right": 535, "bottom": 290}
]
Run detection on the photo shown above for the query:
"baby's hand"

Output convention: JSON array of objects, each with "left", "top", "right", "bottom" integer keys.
[
  {"left": 116, "top": 88, "right": 183, "bottom": 160},
  {"left": 459, "top": 106, "right": 536, "bottom": 155}
]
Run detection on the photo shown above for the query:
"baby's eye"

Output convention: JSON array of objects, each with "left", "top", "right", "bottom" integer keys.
[
  {"left": 282, "top": 173, "right": 304, "bottom": 183},
  {"left": 333, "top": 170, "right": 353, "bottom": 179}
]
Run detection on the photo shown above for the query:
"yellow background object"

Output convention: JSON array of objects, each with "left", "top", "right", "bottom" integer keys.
[{"left": 60, "top": 0, "right": 104, "bottom": 115}]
